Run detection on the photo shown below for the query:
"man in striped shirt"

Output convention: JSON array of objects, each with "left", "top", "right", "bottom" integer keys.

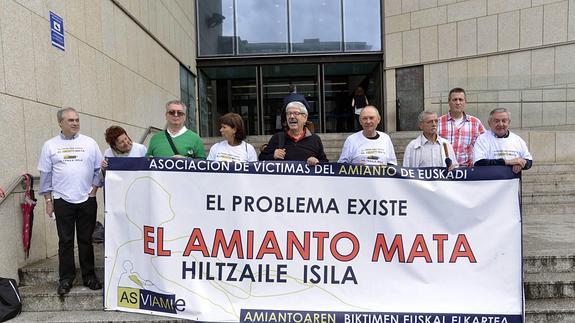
[{"left": 437, "top": 87, "right": 486, "bottom": 167}]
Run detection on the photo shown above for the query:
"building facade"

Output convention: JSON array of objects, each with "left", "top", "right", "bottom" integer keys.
[
  {"left": 195, "top": 0, "right": 384, "bottom": 136},
  {"left": 1, "top": 0, "right": 574, "bottom": 281},
  {"left": 0, "top": 0, "right": 197, "bottom": 279}
]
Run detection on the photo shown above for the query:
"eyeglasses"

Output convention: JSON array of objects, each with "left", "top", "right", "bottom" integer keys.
[
  {"left": 286, "top": 111, "right": 305, "bottom": 117},
  {"left": 167, "top": 110, "right": 186, "bottom": 116}
]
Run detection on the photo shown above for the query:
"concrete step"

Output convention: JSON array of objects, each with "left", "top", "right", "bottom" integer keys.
[
  {"left": 19, "top": 265, "right": 104, "bottom": 287},
  {"left": 10, "top": 310, "right": 187, "bottom": 322},
  {"left": 523, "top": 213, "right": 575, "bottom": 258},
  {"left": 19, "top": 282, "right": 103, "bottom": 312},
  {"left": 521, "top": 191, "right": 575, "bottom": 204},
  {"left": 522, "top": 173, "right": 575, "bottom": 183},
  {"left": 524, "top": 272, "right": 575, "bottom": 299},
  {"left": 19, "top": 244, "right": 105, "bottom": 286},
  {"left": 526, "top": 164, "right": 575, "bottom": 174},
  {"left": 522, "top": 202, "right": 575, "bottom": 216},
  {"left": 525, "top": 298, "right": 575, "bottom": 323},
  {"left": 522, "top": 181, "right": 575, "bottom": 194},
  {"left": 523, "top": 255, "right": 575, "bottom": 274}
]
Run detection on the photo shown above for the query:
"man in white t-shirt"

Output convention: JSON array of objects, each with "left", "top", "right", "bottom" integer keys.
[
  {"left": 38, "top": 108, "right": 103, "bottom": 295},
  {"left": 473, "top": 108, "right": 532, "bottom": 173},
  {"left": 338, "top": 106, "right": 397, "bottom": 165}
]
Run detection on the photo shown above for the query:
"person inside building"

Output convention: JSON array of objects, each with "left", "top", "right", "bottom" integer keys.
[
  {"left": 0, "top": 187, "right": 5, "bottom": 198},
  {"left": 37, "top": 107, "right": 103, "bottom": 295},
  {"left": 473, "top": 108, "right": 533, "bottom": 174},
  {"left": 351, "top": 86, "right": 369, "bottom": 131},
  {"left": 403, "top": 111, "right": 458, "bottom": 170},
  {"left": 259, "top": 101, "right": 327, "bottom": 165},
  {"left": 146, "top": 100, "right": 206, "bottom": 158},
  {"left": 207, "top": 113, "right": 258, "bottom": 162},
  {"left": 338, "top": 105, "right": 397, "bottom": 165},
  {"left": 437, "top": 87, "right": 485, "bottom": 167},
  {"left": 280, "top": 84, "right": 311, "bottom": 132}
]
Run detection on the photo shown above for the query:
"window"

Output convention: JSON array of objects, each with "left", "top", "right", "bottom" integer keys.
[
  {"left": 196, "top": 0, "right": 382, "bottom": 56},
  {"left": 290, "top": 0, "right": 341, "bottom": 52},
  {"left": 180, "top": 65, "right": 197, "bottom": 131},
  {"left": 343, "top": 0, "right": 381, "bottom": 51},
  {"left": 237, "top": 0, "right": 288, "bottom": 54}
]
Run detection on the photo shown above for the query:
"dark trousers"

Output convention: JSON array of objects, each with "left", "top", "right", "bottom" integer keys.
[{"left": 54, "top": 197, "right": 97, "bottom": 283}]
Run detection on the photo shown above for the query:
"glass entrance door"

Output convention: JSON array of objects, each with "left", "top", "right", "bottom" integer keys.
[
  {"left": 261, "top": 64, "right": 318, "bottom": 135},
  {"left": 323, "top": 62, "right": 381, "bottom": 133},
  {"left": 198, "top": 66, "right": 258, "bottom": 136}
]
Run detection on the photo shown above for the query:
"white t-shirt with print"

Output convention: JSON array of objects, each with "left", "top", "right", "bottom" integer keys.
[
  {"left": 207, "top": 140, "right": 258, "bottom": 162},
  {"left": 338, "top": 131, "right": 397, "bottom": 165},
  {"left": 38, "top": 134, "right": 103, "bottom": 203},
  {"left": 473, "top": 130, "right": 532, "bottom": 163}
]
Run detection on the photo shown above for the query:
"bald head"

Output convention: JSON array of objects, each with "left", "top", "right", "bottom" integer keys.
[
  {"left": 359, "top": 105, "right": 380, "bottom": 119},
  {"left": 359, "top": 105, "right": 381, "bottom": 136}
]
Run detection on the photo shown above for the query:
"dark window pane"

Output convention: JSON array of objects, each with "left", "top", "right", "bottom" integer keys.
[
  {"left": 198, "top": 67, "right": 259, "bottom": 136},
  {"left": 396, "top": 66, "right": 424, "bottom": 131},
  {"left": 290, "top": 0, "right": 342, "bottom": 53},
  {"left": 180, "top": 65, "right": 197, "bottom": 131},
  {"left": 343, "top": 0, "right": 381, "bottom": 51},
  {"left": 324, "top": 62, "right": 381, "bottom": 132},
  {"left": 262, "top": 64, "right": 318, "bottom": 134},
  {"left": 197, "top": 0, "right": 235, "bottom": 56},
  {"left": 237, "top": 0, "right": 288, "bottom": 54}
]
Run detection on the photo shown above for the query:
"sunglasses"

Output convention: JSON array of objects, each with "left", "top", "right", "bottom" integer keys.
[{"left": 167, "top": 110, "right": 186, "bottom": 116}]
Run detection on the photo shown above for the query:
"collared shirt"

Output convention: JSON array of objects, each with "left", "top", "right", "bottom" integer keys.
[
  {"left": 167, "top": 126, "right": 188, "bottom": 138},
  {"left": 437, "top": 112, "right": 485, "bottom": 167},
  {"left": 403, "top": 133, "right": 459, "bottom": 168}
]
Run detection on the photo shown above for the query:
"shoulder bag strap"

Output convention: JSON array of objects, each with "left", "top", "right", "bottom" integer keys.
[
  {"left": 164, "top": 130, "right": 180, "bottom": 156},
  {"left": 278, "top": 132, "right": 285, "bottom": 149}
]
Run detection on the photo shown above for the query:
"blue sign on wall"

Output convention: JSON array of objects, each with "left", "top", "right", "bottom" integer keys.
[{"left": 50, "top": 11, "right": 64, "bottom": 51}]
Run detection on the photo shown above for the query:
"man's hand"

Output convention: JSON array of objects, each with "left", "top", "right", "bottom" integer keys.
[
  {"left": 101, "top": 158, "right": 109, "bottom": 169},
  {"left": 505, "top": 157, "right": 526, "bottom": 168},
  {"left": 88, "top": 186, "right": 98, "bottom": 197},
  {"left": 273, "top": 148, "right": 286, "bottom": 160},
  {"left": 307, "top": 156, "right": 319, "bottom": 166}
]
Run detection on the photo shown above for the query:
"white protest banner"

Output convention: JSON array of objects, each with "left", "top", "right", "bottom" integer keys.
[{"left": 104, "top": 158, "right": 523, "bottom": 323}]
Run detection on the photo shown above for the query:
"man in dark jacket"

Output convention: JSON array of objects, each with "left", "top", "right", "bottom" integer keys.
[{"left": 260, "top": 101, "right": 327, "bottom": 165}]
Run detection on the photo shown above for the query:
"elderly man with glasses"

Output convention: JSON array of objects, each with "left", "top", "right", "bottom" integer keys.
[
  {"left": 259, "top": 101, "right": 328, "bottom": 165},
  {"left": 147, "top": 100, "right": 206, "bottom": 158}
]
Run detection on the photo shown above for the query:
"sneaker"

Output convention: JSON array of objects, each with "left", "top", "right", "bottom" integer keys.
[
  {"left": 83, "top": 277, "right": 102, "bottom": 290},
  {"left": 57, "top": 280, "right": 73, "bottom": 295}
]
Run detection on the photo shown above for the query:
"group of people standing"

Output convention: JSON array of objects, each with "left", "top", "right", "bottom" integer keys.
[{"left": 34, "top": 86, "right": 532, "bottom": 297}]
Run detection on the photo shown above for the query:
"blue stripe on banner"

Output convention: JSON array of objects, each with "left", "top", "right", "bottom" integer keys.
[
  {"left": 240, "top": 309, "right": 523, "bottom": 323},
  {"left": 107, "top": 158, "right": 520, "bottom": 181}
]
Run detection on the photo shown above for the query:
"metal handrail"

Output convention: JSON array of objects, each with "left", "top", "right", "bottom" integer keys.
[
  {"left": 0, "top": 174, "right": 39, "bottom": 207},
  {"left": 139, "top": 126, "right": 163, "bottom": 144}
]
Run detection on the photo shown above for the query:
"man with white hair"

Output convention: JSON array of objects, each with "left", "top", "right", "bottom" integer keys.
[
  {"left": 403, "top": 111, "right": 458, "bottom": 169},
  {"left": 259, "top": 101, "right": 327, "bottom": 165},
  {"left": 338, "top": 106, "right": 397, "bottom": 165},
  {"left": 473, "top": 108, "right": 532, "bottom": 174}
]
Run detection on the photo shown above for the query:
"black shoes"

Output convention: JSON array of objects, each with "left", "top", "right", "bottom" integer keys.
[
  {"left": 83, "top": 277, "right": 102, "bottom": 290},
  {"left": 57, "top": 280, "right": 73, "bottom": 295},
  {"left": 57, "top": 277, "right": 101, "bottom": 295}
]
